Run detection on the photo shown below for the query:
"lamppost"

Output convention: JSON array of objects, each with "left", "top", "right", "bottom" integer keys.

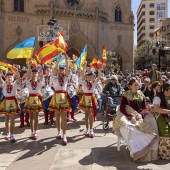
[
  {"left": 152, "top": 41, "right": 166, "bottom": 71},
  {"left": 39, "top": 17, "right": 59, "bottom": 47}
]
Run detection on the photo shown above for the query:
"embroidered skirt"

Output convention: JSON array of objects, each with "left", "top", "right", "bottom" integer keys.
[
  {"left": 79, "top": 93, "right": 98, "bottom": 111},
  {"left": 24, "top": 93, "right": 43, "bottom": 113},
  {"left": 49, "top": 90, "right": 71, "bottom": 112},
  {"left": 0, "top": 96, "right": 20, "bottom": 115},
  {"left": 76, "top": 85, "right": 84, "bottom": 100}
]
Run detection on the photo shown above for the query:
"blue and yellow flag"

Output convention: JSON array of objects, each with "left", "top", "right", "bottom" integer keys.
[
  {"left": 72, "top": 44, "right": 87, "bottom": 70},
  {"left": 7, "top": 36, "right": 36, "bottom": 59}
]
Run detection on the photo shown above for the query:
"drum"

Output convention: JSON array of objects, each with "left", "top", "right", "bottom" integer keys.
[
  {"left": 159, "top": 137, "right": 170, "bottom": 160},
  {"left": 40, "top": 86, "right": 54, "bottom": 101},
  {"left": 67, "top": 86, "right": 76, "bottom": 98},
  {"left": 16, "top": 88, "right": 29, "bottom": 104}
]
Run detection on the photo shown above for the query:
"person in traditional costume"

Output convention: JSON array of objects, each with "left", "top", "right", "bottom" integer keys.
[
  {"left": 152, "top": 82, "right": 170, "bottom": 159},
  {"left": 24, "top": 63, "right": 44, "bottom": 140},
  {"left": 76, "top": 69, "right": 84, "bottom": 104},
  {"left": 67, "top": 66, "right": 79, "bottom": 121},
  {"left": 93, "top": 82, "right": 102, "bottom": 121},
  {"left": 18, "top": 68, "right": 30, "bottom": 128},
  {"left": 113, "top": 77, "right": 159, "bottom": 162},
  {"left": 42, "top": 65, "right": 55, "bottom": 125},
  {"left": 0, "top": 69, "right": 21, "bottom": 143},
  {"left": 49, "top": 54, "right": 70, "bottom": 145},
  {"left": 79, "top": 62, "right": 102, "bottom": 137}
]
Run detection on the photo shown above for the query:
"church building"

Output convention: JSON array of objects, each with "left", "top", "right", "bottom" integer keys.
[{"left": 0, "top": 0, "right": 134, "bottom": 72}]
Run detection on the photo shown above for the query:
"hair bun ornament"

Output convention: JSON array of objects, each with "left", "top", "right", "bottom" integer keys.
[
  {"left": 31, "top": 68, "right": 38, "bottom": 73},
  {"left": 6, "top": 71, "right": 14, "bottom": 76},
  {"left": 59, "top": 65, "right": 66, "bottom": 70}
]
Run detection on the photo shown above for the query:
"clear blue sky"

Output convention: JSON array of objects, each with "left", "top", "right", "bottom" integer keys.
[{"left": 132, "top": 0, "right": 170, "bottom": 45}]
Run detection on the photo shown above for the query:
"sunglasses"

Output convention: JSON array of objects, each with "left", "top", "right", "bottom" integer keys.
[{"left": 111, "top": 79, "right": 116, "bottom": 81}]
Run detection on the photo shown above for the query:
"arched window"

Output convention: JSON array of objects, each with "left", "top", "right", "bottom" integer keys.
[
  {"left": 14, "top": 0, "right": 24, "bottom": 12},
  {"left": 115, "top": 6, "right": 122, "bottom": 22}
]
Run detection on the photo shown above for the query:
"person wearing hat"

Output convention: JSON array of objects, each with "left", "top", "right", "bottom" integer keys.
[
  {"left": 79, "top": 62, "right": 102, "bottom": 138},
  {"left": 18, "top": 68, "right": 30, "bottom": 128},
  {"left": 49, "top": 54, "right": 71, "bottom": 145},
  {"left": 0, "top": 69, "right": 21, "bottom": 143},
  {"left": 42, "top": 65, "right": 55, "bottom": 125},
  {"left": 24, "top": 62, "right": 44, "bottom": 140},
  {"left": 67, "top": 66, "right": 79, "bottom": 121},
  {"left": 103, "top": 75, "right": 121, "bottom": 95}
]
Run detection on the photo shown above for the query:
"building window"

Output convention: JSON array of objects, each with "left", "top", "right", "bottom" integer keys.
[
  {"left": 149, "top": 11, "right": 154, "bottom": 15},
  {"left": 157, "top": 3, "right": 165, "bottom": 10},
  {"left": 149, "top": 18, "right": 155, "bottom": 23},
  {"left": 14, "top": 0, "right": 24, "bottom": 12},
  {"left": 150, "top": 4, "right": 154, "bottom": 8},
  {"left": 115, "top": 6, "right": 122, "bottom": 22},
  {"left": 150, "top": 26, "right": 154, "bottom": 30},
  {"left": 157, "top": 11, "right": 165, "bottom": 17},
  {"left": 161, "top": 26, "right": 166, "bottom": 32},
  {"left": 150, "top": 33, "right": 154, "bottom": 37}
]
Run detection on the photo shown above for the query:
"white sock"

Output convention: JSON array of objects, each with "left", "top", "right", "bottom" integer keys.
[
  {"left": 63, "top": 134, "right": 67, "bottom": 139},
  {"left": 58, "top": 131, "right": 61, "bottom": 135},
  {"left": 90, "top": 129, "right": 93, "bottom": 133}
]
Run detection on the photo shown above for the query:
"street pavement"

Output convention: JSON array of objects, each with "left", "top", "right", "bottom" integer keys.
[{"left": 0, "top": 111, "right": 170, "bottom": 170}]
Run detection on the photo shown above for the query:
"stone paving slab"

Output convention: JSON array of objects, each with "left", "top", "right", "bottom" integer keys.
[{"left": 1, "top": 112, "right": 170, "bottom": 170}]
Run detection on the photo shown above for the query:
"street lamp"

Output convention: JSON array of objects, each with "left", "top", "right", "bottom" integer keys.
[
  {"left": 39, "top": 17, "right": 59, "bottom": 47},
  {"left": 152, "top": 41, "right": 166, "bottom": 71}
]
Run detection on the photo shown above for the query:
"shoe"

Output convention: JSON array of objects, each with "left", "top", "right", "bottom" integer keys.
[
  {"left": 50, "top": 120, "right": 55, "bottom": 125},
  {"left": 5, "top": 134, "right": 10, "bottom": 140},
  {"left": 85, "top": 131, "right": 90, "bottom": 137},
  {"left": 94, "top": 117, "right": 97, "bottom": 121},
  {"left": 29, "top": 132, "right": 35, "bottom": 139},
  {"left": 33, "top": 133, "right": 38, "bottom": 140},
  {"left": 71, "top": 116, "right": 77, "bottom": 122},
  {"left": 56, "top": 133, "right": 61, "bottom": 139},
  {"left": 50, "top": 112, "right": 55, "bottom": 125},
  {"left": 63, "top": 137, "right": 67, "bottom": 145},
  {"left": 10, "top": 135, "right": 16, "bottom": 143},
  {"left": 19, "top": 116, "right": 24, "bottom": 128},
  {"left": 25, "top": 114, "right": 30, "bottom": 127},
  {"left": 89, "top": 131, "right": 94, "bottom": 138},
  {"left": 44, "top": 113, "right": 48, "bottom": 125}
]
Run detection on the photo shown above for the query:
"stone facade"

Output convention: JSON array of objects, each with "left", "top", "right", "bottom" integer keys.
[{"left": 0, "top": 0, "right": 134, "bottom": 72}]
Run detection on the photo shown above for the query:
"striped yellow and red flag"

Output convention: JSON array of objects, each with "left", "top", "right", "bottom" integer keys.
[
  {"left": 0, "top": 61, "right": 17, "bottom": 75},
  {"left": 102, "top": 45, "right": 107, "bottom": 67},
  {"left": 96, "top": 60, "right": 101, "bottom": 69},
  {"left": 55, "top": 33, "right": 68, "bottom": 54},
  {"left": 34, "top": 41, "right": 59, "bottom": 65},
  {"left": 90, "top": 57, "right": 97, "bottom": 68},
  {"left": 26, "top": 58, "right": 38, "bottom": 68}
]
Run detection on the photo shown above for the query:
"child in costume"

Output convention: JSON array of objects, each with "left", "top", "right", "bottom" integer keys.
[
  {"left": 49, "top": 54, "right": 70, "bottom": 145},
  {"left": 0, "top": 69, "right": 21, "bottom": 143},
  {"left": 24, "top": 63, "right": 44, "bottom": 140},
  {"left": 79, "top": 62, "right": 102, "bottom": 137},
  {"left": 42, "top": 65, "right": 55, "bottom": 125},
  {"left": 18, "top": 68, "right": 30, "bottom": 128},
  {"left": 67, "top": 66, "right": 79, "bottom": 121}
]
